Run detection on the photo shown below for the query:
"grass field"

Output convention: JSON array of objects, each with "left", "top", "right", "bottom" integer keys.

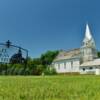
[{"left": 0, "top": 75, "right": 100, "bottom": 100}]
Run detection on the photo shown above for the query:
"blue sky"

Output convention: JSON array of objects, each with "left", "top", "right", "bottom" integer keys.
[{"left": 0, "top": 0, "right": 100, "bottom": 57}]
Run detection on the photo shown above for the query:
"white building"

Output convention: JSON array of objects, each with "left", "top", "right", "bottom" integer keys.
[{"left": 52, "top": 24, "right": 100, "bottom": 75}]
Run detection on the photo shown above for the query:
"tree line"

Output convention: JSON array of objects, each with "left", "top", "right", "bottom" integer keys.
[
  {"left": 0, "top": 50, "right": 100, "bottom": 75},
  {"left": 0, "top": 50, "right": 59, "bottom": 75}
]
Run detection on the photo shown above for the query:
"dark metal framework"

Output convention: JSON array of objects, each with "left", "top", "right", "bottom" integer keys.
[{"left": 0, "top": 40, "right": 28, "bottom": 64}]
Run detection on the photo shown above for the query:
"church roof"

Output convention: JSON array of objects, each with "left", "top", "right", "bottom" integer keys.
[
  {"left": 80, "top": 59, "right": 100, "bottom": 67},
  {"left": 53, "top": 48, "right": 80, "bottom": 62}
]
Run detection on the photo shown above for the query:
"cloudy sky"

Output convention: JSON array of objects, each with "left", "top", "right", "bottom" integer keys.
[{"left": 0, "top": 0, "right": 100, "bottom": 57}]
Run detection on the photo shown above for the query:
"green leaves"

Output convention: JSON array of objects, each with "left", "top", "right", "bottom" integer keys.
[
  {"left": 0, "top": 50, "right": 59, "bottom": 75},
  {"left": 97, "top": 51, "right": 100, "bottom": 58},
  {"left": 40, "top": 50, "right": 59, "bottom": 65}
]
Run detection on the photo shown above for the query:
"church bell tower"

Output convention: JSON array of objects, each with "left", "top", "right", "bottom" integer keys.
[{"left": 81, "top": 24, "right": 97, "bottom": 62}]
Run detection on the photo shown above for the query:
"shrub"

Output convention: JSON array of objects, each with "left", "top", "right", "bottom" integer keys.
[{"left": 44, "top": 66, "right": 57, "bottom": 75}]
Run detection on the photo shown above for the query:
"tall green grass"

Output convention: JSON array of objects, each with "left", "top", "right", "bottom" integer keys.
[{"left": 0, "top": 75, "right": 100, "bottom": 100}]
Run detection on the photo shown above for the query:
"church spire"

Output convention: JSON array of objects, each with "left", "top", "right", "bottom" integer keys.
[
  {"left": 85, "top": 23, "right": 92, "bottom": 40},
  {"left": 83, "top": 23, "right": 94, "bottom": 43}
]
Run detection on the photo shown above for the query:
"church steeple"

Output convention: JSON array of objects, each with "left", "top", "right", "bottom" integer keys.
[
  {"left": 83, "top": 23, "right": 96, "bottom": 48},
  {"left": 85, "top": 23, "right": 92, "bottom": 40},
  {"left": 81, "top": 23, "right": 97, "bottom": 62}
]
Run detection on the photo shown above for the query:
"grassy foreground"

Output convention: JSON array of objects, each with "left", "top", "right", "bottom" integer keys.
[{"left": 0, "top": 75, "right": 100, "bottom": 100}]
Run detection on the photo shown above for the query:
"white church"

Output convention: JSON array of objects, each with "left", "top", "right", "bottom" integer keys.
[{"left": 52, "top": 24, "right": 100, "bottom": 75}]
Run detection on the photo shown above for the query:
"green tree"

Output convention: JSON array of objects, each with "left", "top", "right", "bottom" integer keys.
[
  {"left": 98, "top": 51, "right": 100, "bottom": 58},
  {"left": 40, "top": 50, "right": 59, "bottom": 65},
  {"left": 0, "top": 50, "right": 59, "bottom": 75}
]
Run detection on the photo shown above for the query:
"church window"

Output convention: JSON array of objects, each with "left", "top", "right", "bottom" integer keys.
[
  {"left": 71, "top": 61, "right": 73, "bottom": 69},
  {"left": 58, "top": 64, "right": 60, "bottom": 70},
  {"left": 89, "top": 67, "right": 93, "bottom": 70},
  {"left": 59, "top": 63, "right": 64, "bottom": 69},
  {"left": 64, "top": 62, "right": 66, "bottom": 69},
  {"left": 55, "top": 64, "right": 58, "bottom": 68},
  {"left": 83, "top": 68, "right": 85, "bottom": 71}
]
